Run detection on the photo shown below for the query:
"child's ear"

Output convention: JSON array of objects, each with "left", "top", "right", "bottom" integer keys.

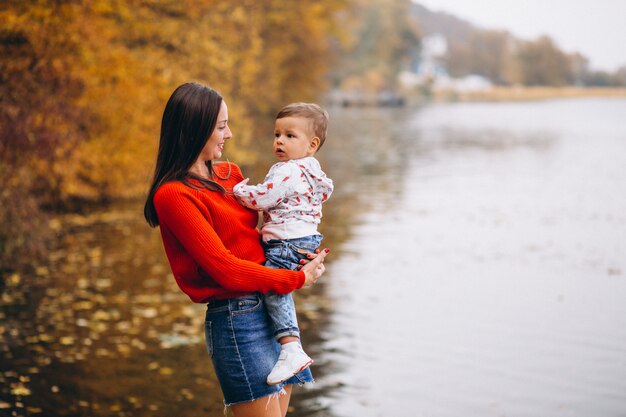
[{"left": 310, "top": 137, "right": 321, "bottom": 151}]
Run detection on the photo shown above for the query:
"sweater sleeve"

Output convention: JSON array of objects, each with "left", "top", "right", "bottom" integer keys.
[
  {"left": 232, "top": 163, "right": 294, "bottom": 210},
  {"left": 154, "top": 184, "right": 305, "bottom": 294}
]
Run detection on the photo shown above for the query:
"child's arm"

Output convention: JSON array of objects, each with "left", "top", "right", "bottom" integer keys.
[
  {"left": 317, "top": 173, "right": 334, "bottom": 202},
  {"left": 233, "top": 163, "right": 293, "bottom": 210}
]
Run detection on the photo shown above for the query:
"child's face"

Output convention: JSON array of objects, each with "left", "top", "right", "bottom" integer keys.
[{"left": 273, "top": 117, "right": 319, "bottom": 162}]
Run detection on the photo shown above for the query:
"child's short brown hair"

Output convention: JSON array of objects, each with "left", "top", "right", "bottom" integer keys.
[{"left": 276, "top": 103, "right": 329, "bottom": 150}]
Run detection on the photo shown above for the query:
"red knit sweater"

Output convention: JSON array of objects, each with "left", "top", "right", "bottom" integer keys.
[{"left": 153, "top": 162, "right": 305, "bottom": 303}]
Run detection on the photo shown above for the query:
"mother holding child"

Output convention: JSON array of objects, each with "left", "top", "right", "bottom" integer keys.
[{"left": 143, "top": 82, "right": 332, "bottom": 417}]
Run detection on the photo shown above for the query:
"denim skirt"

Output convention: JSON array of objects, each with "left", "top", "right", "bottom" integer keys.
[{"left": 204, "top": 293, "right": 314, "bottom": 405}]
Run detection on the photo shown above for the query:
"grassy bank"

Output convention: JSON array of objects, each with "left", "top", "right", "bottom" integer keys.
[{"left": 430, "top": 86, "right": 626, "bottom": 102}]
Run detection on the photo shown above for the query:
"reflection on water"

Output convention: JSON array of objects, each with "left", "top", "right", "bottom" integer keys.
[
  {"left": 0, "top": 208, "right": 226, "bottom": 416},
  {"left": 1, "top": 98, "right": 626, "bottom": 417},
  {"left": 313, "top": 98, "right": 626, "bottom": 417}
]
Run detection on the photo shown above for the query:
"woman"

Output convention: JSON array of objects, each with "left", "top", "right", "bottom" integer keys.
[{"left": 144, "top": 82, "right": 328, "bottom": 416}]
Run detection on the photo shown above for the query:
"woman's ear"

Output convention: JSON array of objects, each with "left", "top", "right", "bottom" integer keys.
[{"left": 310, "top": 137, "right": 321, "bottom": 151}]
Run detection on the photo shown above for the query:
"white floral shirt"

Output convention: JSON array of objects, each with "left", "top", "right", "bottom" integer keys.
[{"left": 233, "top": 157, "right": 333, "bottom": 241}]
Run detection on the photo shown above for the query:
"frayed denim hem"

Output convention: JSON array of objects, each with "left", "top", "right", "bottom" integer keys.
[{"left": 222, "top": 378, "right": 316, "bottom": 408}]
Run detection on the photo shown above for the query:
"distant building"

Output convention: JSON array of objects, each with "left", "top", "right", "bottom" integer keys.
[
  {"left": 399, "top": 33, "right": 493, "bottom": 93},
  {"left": 403, "top": 34, "right": 449, "bottom": 85}
]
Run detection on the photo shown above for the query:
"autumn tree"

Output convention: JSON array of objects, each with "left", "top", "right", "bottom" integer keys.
[
  {"left": 331, "top": 0, "right": 421, "bottom": 93},
  {"left": 513, "top": 35, "right": 573, "bottom": 86},
  {"left": 445, "top": 30, "right": 514, "bottom": 85},
  {"left": 0, "top": 1, "right": 94, "bottom": 268},
  {"left": 0, "top": 0, "right": 347, "bottom": 270}
]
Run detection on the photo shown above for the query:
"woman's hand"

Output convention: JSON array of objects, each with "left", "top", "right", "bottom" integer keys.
[
  {"left": 297, "top": 247, "right": 322, "bottom": 270},
  {"left": 300, "top": 248, "right": 330, "bottom": 287}
]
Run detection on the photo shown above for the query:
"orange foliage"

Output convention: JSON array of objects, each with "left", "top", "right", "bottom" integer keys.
[
  {"left": 2, "top": 0, "right": 346, "bottom": 201},
  {"left": 0, "top": 0, "right": 347, "bottom": 267}
]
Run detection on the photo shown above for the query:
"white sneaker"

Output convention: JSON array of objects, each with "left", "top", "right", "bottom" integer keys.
[{"left": 266, "top": 346, "right": 313, "bottom": 385}]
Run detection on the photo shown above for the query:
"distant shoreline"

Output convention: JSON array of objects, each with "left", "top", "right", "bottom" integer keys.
[
  {"left": 328, "top": 87, "right": 626, "bottom": 107},
  {"left": 431, "top": 86, "right": 626, "bottom": 102}
]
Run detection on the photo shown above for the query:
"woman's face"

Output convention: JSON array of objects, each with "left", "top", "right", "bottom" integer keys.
[{"left": 201, "top": 101, "right": 232, "bottom": 161}]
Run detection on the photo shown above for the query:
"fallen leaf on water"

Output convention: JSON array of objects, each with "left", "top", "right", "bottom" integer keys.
[
  {"left": 158, "top": 367, "right": 173, "bottom": 376},
  {"left": 90, "top": 322, "right": 108, "bottom": 333},
  {"left": 45, "top": 288, "right": 60, "bottom": 297},
  {"left": 143, "top": 278, "right": 161, "bottom": 288},
  {"left": 95, "top": 278, "right": 111, "bottom": 288},
  {"left": 136, "top": 307, "right": 158, "bottom": 318},
  {"left": 116, "top": 321, "right": 131, "bottom": 332},
  {"left": 116, "top": 344, "right": 131, "bottom": 354},
  {"left": 159, "top": 333, "right": 201, "bottom": 348},
  {"left": 180, "top": 388, "right": 194, "bottom": 400},
  {"left": 95, "top": 348, "right": 110, "bottom": 357},
  {"left": 131, "top": 338, "right": 147, "bottom": 350},
  {"left": 93, "top": 310, "right": 112, "bottom": 321},
  {"left": 182, "top": 305, "right": 202, "bottom": 318},
  {"left": 10, "top": 384, "right": 31, "bottom": 396},
  {"left": 38, "top": 334, "right": 53, "bottom": 343},
  {"left": 8, "top": 273, "right": 21, "bottom": 286},
  {"left": 35, "top": 267, "right": 49, "bottom": 276},
  {"left": 48, "top": 218, "right": 62, "bottom": 230},
  {"left": 133, "top": 294, "right": 162, "bottom": 304},
  {"left": 60, "top": 336, "right": 75, "bottom": 346},
  {"left": 72, "top": 301, "right": 94, "bottom": 310}
]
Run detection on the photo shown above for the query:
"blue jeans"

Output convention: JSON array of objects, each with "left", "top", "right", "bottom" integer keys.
[
  {"left": 205, "top": 294, "right": 314, "bottom": 405},
  {"left": 262, "top": 234, "right": 323, "bottom": 340}
]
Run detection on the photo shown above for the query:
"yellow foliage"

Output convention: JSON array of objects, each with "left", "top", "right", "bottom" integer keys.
[
  {"left": 1, "top": 0, "right": 347, "bottom": 204},
  {"left": 0, "top": 0, "right": 348, "bottom": 268}
]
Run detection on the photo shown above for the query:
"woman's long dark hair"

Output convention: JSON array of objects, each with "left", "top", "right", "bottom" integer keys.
[{"left": 144, "top": 82, "right": 226, "bottom": 227}]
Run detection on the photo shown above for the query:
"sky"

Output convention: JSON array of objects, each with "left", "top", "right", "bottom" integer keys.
[{"left": 415, "top": 0, "right": 626, "bottom": 71}]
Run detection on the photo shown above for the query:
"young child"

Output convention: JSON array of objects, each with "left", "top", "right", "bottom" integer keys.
[{"left": 233, "top": 102, "right": 333, "bottom": 385}]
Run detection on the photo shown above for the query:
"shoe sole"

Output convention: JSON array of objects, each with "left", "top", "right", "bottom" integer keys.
[{"left": 266, "top": 359, "right": 314, "bottom": 386}]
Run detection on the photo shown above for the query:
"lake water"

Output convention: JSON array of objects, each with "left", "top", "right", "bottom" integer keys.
[
  {"left": 308, "top": 98, "right": 626, "bottom": 417},
  {"left": 1, "top": 98, "right": 625, "bottom": 417}
]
